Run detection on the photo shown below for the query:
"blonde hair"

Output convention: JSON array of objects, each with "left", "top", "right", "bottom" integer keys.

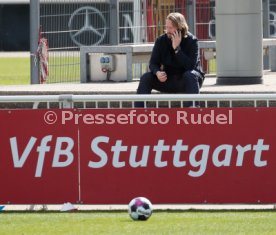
[{"left": 166, "top": 12, "right": 189, "bottom": 37}]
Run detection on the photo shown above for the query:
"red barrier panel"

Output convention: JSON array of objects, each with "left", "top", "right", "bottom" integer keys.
[
  {"left": 0, "top": 108, "right": 276, "bottom": 204},
  {"left": 0, "top": 110, "right": 79, "bottom": 204}
]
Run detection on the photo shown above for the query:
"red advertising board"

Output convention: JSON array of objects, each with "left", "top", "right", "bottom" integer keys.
[
  {"left": 0, "top": 108, "right": 276, "bottom": 204},
  {"left": 0, "top": 110, "right": 79, "bottom": 204}
]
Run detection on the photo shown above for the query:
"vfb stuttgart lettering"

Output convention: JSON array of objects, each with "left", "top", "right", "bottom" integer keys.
[{"left": 9, "top": 135, "right": 269, "bottom": 177}]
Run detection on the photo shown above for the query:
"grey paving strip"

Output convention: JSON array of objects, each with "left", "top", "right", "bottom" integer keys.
[{"left": 2, "top": 204, "right": 275, "bottom": 211}]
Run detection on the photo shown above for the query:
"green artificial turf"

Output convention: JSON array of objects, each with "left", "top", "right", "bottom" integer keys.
[
  {"left": 1, "top": 211, "right": 276, "bottom": 235},
  {"left": 0, "top": 56, "right": 80, "bottom": 85},
  {"left": 0, "top": 58, "right": 30, "bottom": 85}
]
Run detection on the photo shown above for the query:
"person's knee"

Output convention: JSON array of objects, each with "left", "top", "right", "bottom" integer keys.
[
  {"left": 141, "top": 72, "right": 154, "bottom": 82},
  {"left": 183, "top": 71, "right": 198, "bottom": 82},
  {"left": 137, "top": 72, "right": 154, "bottom": 94},
  {"left": 182, "top": 71, "right": 199, "bottom": 94}
]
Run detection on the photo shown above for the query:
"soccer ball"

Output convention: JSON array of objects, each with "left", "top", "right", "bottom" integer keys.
[{"left": 128, "top": 197, "right": 153, "bottom": 221}]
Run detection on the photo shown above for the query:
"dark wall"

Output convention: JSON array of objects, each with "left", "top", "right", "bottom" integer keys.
[{"left": 0, "top": 4, "right": 29, "bottom": 51}]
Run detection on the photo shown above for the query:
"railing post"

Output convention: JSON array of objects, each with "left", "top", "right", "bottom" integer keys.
[
  {"left": 186, "top": 0, "right": 196, "bottom": 35},
  {"left": 59, "top": 95, "right": 73, "bottom": 109},
  {"left": 110, "top": 0, "right": 119, "bottom": 45},
  {"left": 270, "top": 46, "right": 276, "bottom": 72},
  {"left": 263, "top": 0, "right": 270, "bottom": 70},
  {"left": 30, "top": 0, "right": 40, "bottom": 84}
]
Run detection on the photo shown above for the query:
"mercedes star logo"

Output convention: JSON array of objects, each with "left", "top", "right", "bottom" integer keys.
[{"left": 68, "top": 6, "right": 107, "bottom": 46}]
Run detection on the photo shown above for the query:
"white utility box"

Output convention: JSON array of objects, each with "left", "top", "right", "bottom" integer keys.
[{"left": 89, "top": 53, "right": 127, "bottom": 81}]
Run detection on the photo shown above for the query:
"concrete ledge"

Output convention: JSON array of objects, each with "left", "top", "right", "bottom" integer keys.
[{"left": 0, "top": 71, "right": 275, "bottom": 96}]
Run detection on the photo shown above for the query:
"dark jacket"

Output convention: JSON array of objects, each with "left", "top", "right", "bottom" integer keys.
[{"left": 149, "top": 32, "right": 203, "bottom": 76}]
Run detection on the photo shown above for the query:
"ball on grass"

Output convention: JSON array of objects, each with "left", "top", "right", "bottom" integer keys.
[{"left": 128, "top": 197, "right": 153, "bottom": 221}]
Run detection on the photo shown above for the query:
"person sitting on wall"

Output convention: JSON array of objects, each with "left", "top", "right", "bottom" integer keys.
[{"left": 136, "top": 12, "right": 204, "bottom": 107}]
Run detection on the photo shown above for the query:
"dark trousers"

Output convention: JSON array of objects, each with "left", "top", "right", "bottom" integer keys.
[{"left": 136, "top": 70, "right": 202, "bottom": 107}]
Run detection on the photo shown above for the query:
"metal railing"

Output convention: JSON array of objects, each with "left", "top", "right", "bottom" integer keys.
[
  {"left": 31, "top": 0, "right": 276, "bottom": 83},
  {"left": 1, "top": 94, "right": 276, "bottom": 109}
]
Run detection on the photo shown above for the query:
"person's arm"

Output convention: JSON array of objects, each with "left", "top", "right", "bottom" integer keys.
[
  {"left": 175, "top": 37, "right": 199, "bottom": 71},
  {"left": 149, "top": 38, "right": 162, "bottom": 75}
]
